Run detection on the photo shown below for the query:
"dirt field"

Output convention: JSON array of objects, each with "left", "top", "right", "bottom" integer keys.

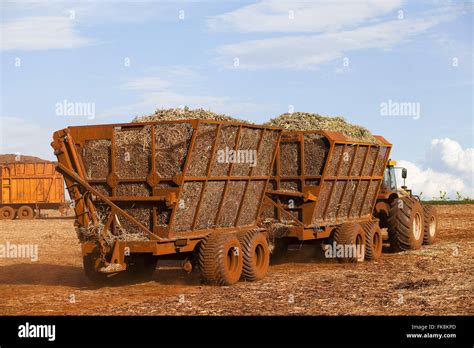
[{"left": 0, "top": 205, "right": 472, "bottom": 316}]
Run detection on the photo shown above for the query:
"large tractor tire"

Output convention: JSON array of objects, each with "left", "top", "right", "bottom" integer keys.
[
  {"left": 238, "top": 230, "right": 270, "bottom": 281},
  {"left": 387, "top": 196, "right": 424, "bottom": 252},
  {"left": 198, "top": 233, "right": 243, "bottom": 286},
  {"left": 332, "top": 222, "right": 366, "bottom": 263},
  {"left": 17, "top": 206, "right": 34, "bottom": 220},
  {"left": 361, "top": 220, "right": 383, "bottom": 260},
  {"left": 423, "top": 205, "right": 438, "bottom": 245},
  {"left": 0, "top": 206, "right": 16, "bottom": 220}
]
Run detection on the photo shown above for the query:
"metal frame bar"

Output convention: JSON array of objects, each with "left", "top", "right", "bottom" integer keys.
[
  {"left": 234, "top": 128, "right": 266, "bottom": 225},
  {"left": 255, "top": 131, "right": 282, "bottom": 223},
  {"left": 214, "top": 125, "right": 243, "bottom": 226},
  {"left": 190, "top": 124, "right": 222, "bottom": 230},
  {"left": 357, "top": 146, "right": 381, "bottom": 217},
  {"left": 335, "top": 144, "right": 358, "bottom": 221},
  {"left": 57, "top": 163, "right": 161, "bottom": 240},
  {"left": 322, "top": 143, "right": 346, "bottom": 219},
  {"left": 166, "top": 120, "right": 200, "bottom": 234},
  {"left": 347, "top": 144, "right": 371, "bottom": 218}
]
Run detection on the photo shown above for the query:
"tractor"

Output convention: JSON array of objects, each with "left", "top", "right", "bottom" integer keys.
[{"left": 374, "top": 160, "right": 438, "bottom": 251}]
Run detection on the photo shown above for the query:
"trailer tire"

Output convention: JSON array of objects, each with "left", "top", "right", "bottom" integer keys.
[
  {"left": 387, "top": 196, "right": 424, "bottom": 252},
  {"left": 0, "top": 206, "right": 16, "bottom": 220},
  {"left": 361, "top": 221, "right": 382, "bottom": 260},
  {"left": 238, "top": 230, "right": 270, "bottom": 281},
  {"left": 18, "top": 206, "right": 34, "bottom": 220},
  {"left": 198, "top": 233, "right": 243, "bottom": 286},
  {"left": 332, "top": 222, "right": 365, "bottom": 263},
  {"left": 423, "top": 205, "right": 437, "bottom": 245}
]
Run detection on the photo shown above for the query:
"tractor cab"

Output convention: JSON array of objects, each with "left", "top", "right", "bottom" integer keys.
[{"left": 379, "top": 160, "right": 411, "bottom": 200}]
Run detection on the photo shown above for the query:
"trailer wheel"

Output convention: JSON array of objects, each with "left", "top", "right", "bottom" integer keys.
[
  {"left": 238, "top": 230, "right": 270, "bottom": 281},
  {"left": 387, "top": 196, "right": 424, "bottom": 252},
  {"left": 423, "top": 205, "right": 437, "bottom": 245},
  {"left": 0, "top": 206, "right": 16, "bottom": 220},
  {"left": 198, "top": 233, "right": 243, "bottom": 286},
  {"left": 332, "top": 223, "right": 366, "bottom": 263},
  {"left": 361, "top": 221, "right": 382, "bottom": 260},
  {"left": 17, "top": 206, "right": 34, "bottom": 220}
]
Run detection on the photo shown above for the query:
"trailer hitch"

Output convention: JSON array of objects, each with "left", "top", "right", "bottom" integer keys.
[{"left": 98, "top": 240, "right": 127, "bottom": 274}]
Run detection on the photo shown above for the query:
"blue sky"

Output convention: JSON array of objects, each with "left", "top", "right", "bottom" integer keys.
[{"left": 0, "top": 0, "right": 473, "bottom": 198}]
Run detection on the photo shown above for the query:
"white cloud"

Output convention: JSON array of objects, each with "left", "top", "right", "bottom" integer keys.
[
  {"left": 211, "top": 1, "right": 464, "bottom": 70},
  {"left": 398, "top": 160, "right": 473, "bottom": 200},
  {"left": 103, "top": 69, "right": 275, "bottom": 121},
  {"left": 122, "top": 77, "right": 172, "bottom": 91},
  {"left": 2, "top": 1, "right": 168, "bottom": 24},
  {"left": 0, "top": 116, "right": 55, "bottom": 160},
  {"left": 214, "top": 14, "right": 453, "bottom": 70},
  {"left": 398, "top": 138, "right": 474, "bottom": 199},
  {"left": 107, "top": 90, "right": 270, "bottom": 122},
  {"left": 122, "top": 67, "right": 202, "bottom": 92},
  {"left": 208, "top": 0, "right": 402, "bottom": 33},
  {"left": 427, "top": 138, "right": 474, "bottom": 175},
  {"left": 1, "top": 16, "right": 91, "bottom": 51}
]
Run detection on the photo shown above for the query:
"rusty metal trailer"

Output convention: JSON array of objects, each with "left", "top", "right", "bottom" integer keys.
[
  {"left": 52, "top": 120, "right": 281, "bottom": 285},
  {"left": 0, "top": 162, "right": 65, "bottom": 219},
  {"left": 261, "top": 130, "right": 392, "bottom": 262}
]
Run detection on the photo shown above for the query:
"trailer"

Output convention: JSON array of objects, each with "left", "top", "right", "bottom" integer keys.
[
  {"left": 261, "top": 130, "right": 392, "bottom": 262},
  {"left": 0, "top": 162, "right": 65, "bottom": 220},
  {"left": 51, "top": 118, "right": 436, "bottom": 285},
  {"left": 51, "top": 120, "right": 281, "bottom": 285}
]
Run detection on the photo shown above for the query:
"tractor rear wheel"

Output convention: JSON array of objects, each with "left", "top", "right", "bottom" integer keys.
[
  {"left": 238, "top": 230, "right": 270, "bottom": 281},
  {"left": 198, "top": 233, "right": 243, "bottom": 286},
  {"left": 361, "top": 221, "right": 382, "bottom": 260},
  {"left": 332, "top": 222, "right": 365, "bottom": 263},
  {"left": 387, "top": 196, "right": 424, "bottom": 251},
  {"left": 0, "top": 206, "right": 16, "bottom": 220},
  {"left": 423, "top": 205, "right": 438, "bottom": 245},
  {"left": 18, "top": 206, "right": 34, "bottom": 220}
]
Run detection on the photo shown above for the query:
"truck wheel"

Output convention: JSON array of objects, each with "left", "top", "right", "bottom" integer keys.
[
  {"left": 423, "top": 205, "right": 438, "bottom": 245},
  {"left": 387, "top": 197, "right": 424, "bottom": 251},
  {"left": 198, "top": 233, "right": 243, "bottom": 286},
  {"left": 238, "top": 230, "right": 270, "bottom": 281},
  {"left": 0, "top": 206, "right": 16, "bottom": 220},
  {"left": 332, "top": 222, "right": 365, "bottom": 263},
  {"left": 18, "top": 206, "right": 34, "bottom": 220},
  {"left": 361, "top": 221, "right": 382, "bottom": 260}
]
